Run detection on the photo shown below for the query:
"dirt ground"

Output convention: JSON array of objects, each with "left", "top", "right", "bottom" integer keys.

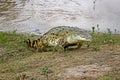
[
  {"left": 56, "top": 45, "right": 120, "bottom": 80},
  {"left": 0, "top": 44, "right": 120, "bottom": 80}
]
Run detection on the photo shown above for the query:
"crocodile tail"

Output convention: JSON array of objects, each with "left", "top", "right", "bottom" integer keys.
[
  {"left": 25, "top": 37, "right": 44, "bottom": 52},
  {"left": 25, "top": 38, "right": 37, "bottom": 48}
]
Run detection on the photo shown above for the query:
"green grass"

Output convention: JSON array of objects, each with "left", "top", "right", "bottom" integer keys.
[
  {"left": 0, "top": 31, "right": 33, "bottom": 62},
  {"left": 91, "top": 32, "right": 120, "bottom": 45},
  {"left": 90, "top": 32, "right": 120, "bottom": 51},
  {"left": 0, "top": 31, "right": 120, "bottom": 80}
]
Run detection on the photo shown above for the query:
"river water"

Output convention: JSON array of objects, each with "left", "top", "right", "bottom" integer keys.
[{"left": 0, "top": 0, "right": 120, "bottom": 35}]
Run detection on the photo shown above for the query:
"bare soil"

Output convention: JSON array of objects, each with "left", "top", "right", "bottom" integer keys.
[{"left": 0, "top": 40, "right": 120, "bottom": 80}]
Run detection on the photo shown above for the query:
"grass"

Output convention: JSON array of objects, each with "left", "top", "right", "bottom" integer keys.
[
  {"left": 0, "top": 30, "right": 120, "bottom": 80},
  {"left": 0, "top": 31, "right": 33, "bottom": 62}
]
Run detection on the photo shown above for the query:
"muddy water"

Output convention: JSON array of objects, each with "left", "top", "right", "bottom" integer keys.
[{"left": 0, "top": 0, "right": 120, "bottom": 34}]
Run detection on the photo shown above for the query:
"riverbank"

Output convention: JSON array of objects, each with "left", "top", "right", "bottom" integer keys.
[{"left": 0, "top": 31, "right": 120, "bottom": 80}]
